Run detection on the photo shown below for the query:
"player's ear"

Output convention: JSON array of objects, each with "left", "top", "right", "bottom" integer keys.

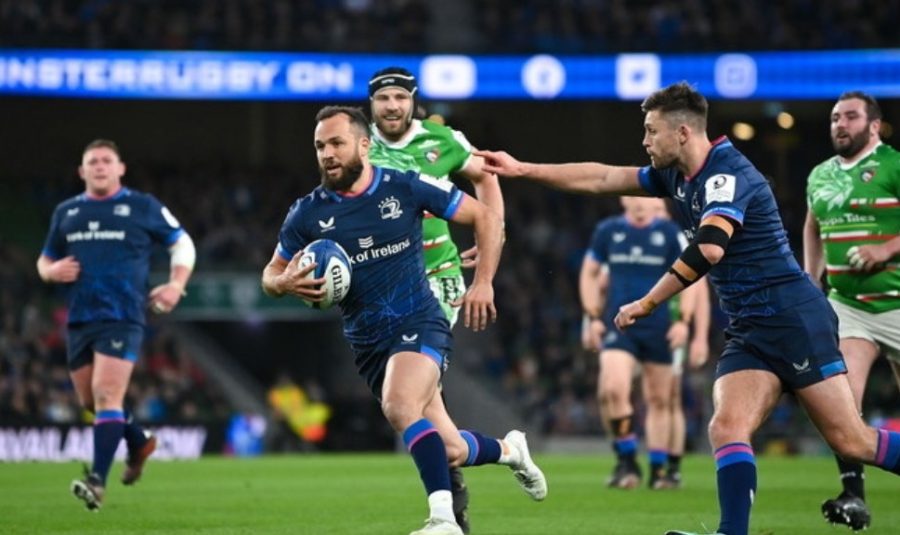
[
  {"left": 871, "top": 118, "right": 882, "bottom": 137},
  {"left": 358, "top": 135, "right": 370, "bottom": 155},
  {"left": 678, "top": 123, "right": 691, "bottom": 144},
  {"left": 77, "top": 165, "right": 86, "bottom": 181}
]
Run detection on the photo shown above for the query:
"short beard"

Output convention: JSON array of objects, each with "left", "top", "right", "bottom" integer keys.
[
  {"left": 833, "top": 128, "right": 871, "bottom": 159},
  {"left": 320, "top": 161, "right": 364, "bottom": 191},
  {"left": 650, "top": 153, "right": 676, "bottom": 169}
]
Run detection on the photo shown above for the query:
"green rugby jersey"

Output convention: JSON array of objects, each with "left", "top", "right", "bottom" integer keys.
[
  {"left": 368, "top": 119, "right": 473, "bottom": 278},
  {"left": 807, "top": 143, "right": 900, "bottom": 313}
]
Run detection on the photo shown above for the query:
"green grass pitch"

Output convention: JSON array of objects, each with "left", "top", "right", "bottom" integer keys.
[{"left": 1, "top": 453, "right": 896, "bottom": 534}]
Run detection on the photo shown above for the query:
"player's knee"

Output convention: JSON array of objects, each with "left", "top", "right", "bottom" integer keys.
[
  {"left": 599, "top": 386, "right": 628, "bottom": 408},
  {"left": 380, "top": 398, "right": 421, "bottom": 432},
  {"left": 707, "top": 413, "right": 751, "bottom": 448},
  {"left": 91, "top": 385, "right": 123, "bottom": 410},
  {"left": 644, "top": 391, "right": 671, "bottom": 412}
]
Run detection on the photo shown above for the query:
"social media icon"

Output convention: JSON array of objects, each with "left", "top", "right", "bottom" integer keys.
[
  {"left": 420, "top": 55, "right": 476, "bottom": 99},
  {"left": 615, "top": 54, "right": 661, "bottom": 100},
  {"left": 521, "top": 55, "right": 566, "bottom": 99},
  {"left": 715, "top": 54, "right": 757, "bottom": 98}
]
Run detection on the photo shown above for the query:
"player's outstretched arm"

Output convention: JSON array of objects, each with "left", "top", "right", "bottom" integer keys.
[
  {"left": 448, "top": 194, "right": 503, "bottom": 331},
  {"left": 615, "top": 215, "right": 733, "bottom": 331},
  {"left": 261, "top": 249, "right": 326, "bottom": 302},
  {"left": 461, "top": 153, "right": 505, "bottom": 221},
  {"left": 474, "top": 149, "right": 646, "bottom": 196},
  {"left": 803, "top": 209, "right": 826, "bottom": 288}
]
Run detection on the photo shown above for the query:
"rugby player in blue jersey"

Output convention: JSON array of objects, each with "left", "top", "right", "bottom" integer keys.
[
  {"left": 580, "top": 197, "right": 688, "bottom": 490},
  {"left": 261, "top": 106, "right": 546, "bottom": 535},
  {"left": 477, "top": 82, "right": 900, "bottom": 535},
  {"left": 37, "top": 139, "right": 196, "bottom": 511}
]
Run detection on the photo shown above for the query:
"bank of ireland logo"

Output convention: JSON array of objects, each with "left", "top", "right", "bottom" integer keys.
[
  {"left": 358, "top": 236, "right": 374, "bottom": 249},
  {"left": 651, "top": 231, "right": 665, "bottom": 246},
  {"left": 379, "top": 196, "right": 403, "bottom": 220},
  {"left": 88, "top": 221, "right": 100, "bottom": 231}
]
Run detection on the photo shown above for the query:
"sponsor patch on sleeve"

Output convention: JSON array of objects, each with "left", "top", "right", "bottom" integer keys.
[{"left": 704, "top": 173, "right": 736, "bottom": 204}]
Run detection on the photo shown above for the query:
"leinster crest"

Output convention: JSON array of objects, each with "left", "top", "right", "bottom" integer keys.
[{"left": 379, "top": 196, "right": 403, "bottom": 220}]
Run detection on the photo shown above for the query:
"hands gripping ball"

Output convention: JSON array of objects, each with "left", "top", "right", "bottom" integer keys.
[{"left": 299, "top": 239, "right": 352, "bottom": 309}]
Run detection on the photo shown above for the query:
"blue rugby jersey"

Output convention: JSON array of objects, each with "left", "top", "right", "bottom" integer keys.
[
  {"left": 638, "top": 137, "right": 820, "bottom": 319},
  {"left": 276, "top": 166, "right": 464, "bottom": 347},
  {"left": 41, "top": 187, "right": 185, "bottom": 325},
  {"left": 587, "top": 215, "right": 686, "bottom": 330}
]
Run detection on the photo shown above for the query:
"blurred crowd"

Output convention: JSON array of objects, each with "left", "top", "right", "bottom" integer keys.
[
  {"left": 475, "top": 0, "right": 900, "bottom": 53},
  {"left": 0, "top": 0, "right": 430, "bottom": 52},
  {"left": 1, "top": 0, "right": 898, "bottom": 53},
  {"left": 0, "top": 238, "right": 230, "bottom": 426}
]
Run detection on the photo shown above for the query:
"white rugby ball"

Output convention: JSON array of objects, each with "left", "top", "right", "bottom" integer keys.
[{"left": 298, "top": 239, "right": 352, "bottom": 309}]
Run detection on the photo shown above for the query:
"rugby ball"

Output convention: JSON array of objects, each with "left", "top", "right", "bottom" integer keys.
[{"left": 298, "top": 239, "right": 352, "bottom": 309}]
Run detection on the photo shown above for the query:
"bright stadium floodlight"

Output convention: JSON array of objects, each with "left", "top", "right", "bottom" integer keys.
[
  {"left": 777, "top": 112, "right": 795, "bottom": 130},
  {"left": 732, "top": 122, "right": 755, "bottom": 140}
]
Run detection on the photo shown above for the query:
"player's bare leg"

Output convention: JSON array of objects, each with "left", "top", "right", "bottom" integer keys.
[
  {"left": 820, "top": 338, "right": 878, "bottom": 530},
  {"left": 599, "top": 350, "right": 641, "bottom": 488}
]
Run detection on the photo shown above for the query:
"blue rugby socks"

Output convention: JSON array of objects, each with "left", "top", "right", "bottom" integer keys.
[
  {"left": 403, "top": 419, "right": 452, "bottom": 494},
  {"left": 403, "top": 419, "right": 453, "bottom": 522},
  {"left": 92, "top": 409, "right": 126, "bottom": 485},
  {"left": 123, "top": 410, "right": 150, "bottom": 452},
  {"left": 611, "top": 415, "right": 638, "bottom": 464},
  {"left": 874, "top": 429, "right": 900, "bottom": 475},
  {"left": 459, "top": 430, "right": 502, "bottom": 466},
  {"left": 714, "top": 442, "right": 756, "bottom": 535}
]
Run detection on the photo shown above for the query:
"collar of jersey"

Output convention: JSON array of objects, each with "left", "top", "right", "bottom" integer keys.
[
  {"left": 684, "top": 136, "right": 732, "bottom": 182},
  {"left": 80, "top": 186, "right": 129, "bottom": 202},
  {"left": 323, "top": 167, "right": 384, "bottom": 203},
  {"left": 836, "top": 141, "right": 883, "bottom": 170},
  {"left": 371, "top": 119, "right": 425, "bottom": 150}
]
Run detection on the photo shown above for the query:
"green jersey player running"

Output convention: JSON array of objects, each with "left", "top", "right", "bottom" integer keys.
[
  {"left": 367, "top": 67, "right": 505, "bottom": 534},
  {"left": 804, "top": 91, "right": 900, "bottom": 532}
]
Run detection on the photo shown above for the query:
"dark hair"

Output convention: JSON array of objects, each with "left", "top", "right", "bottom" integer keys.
[
  {"left": 641, "top": 82, "right": 708, "bottom": 130},
  {"left": 315, "top": 105, "right": 370, "bottom": 138},
  {"left": 838, "top": 90, "right": 882, "bottom": 122},
  {"left": 83, "top": 138, "right": 122, "bottom": 158}
]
